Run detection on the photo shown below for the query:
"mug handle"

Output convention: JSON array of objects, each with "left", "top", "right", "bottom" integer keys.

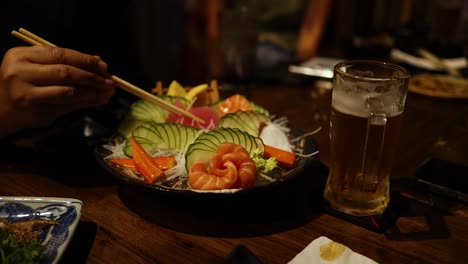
[{"left": 360, "top": 111, "right": 387, "bottom": 192}]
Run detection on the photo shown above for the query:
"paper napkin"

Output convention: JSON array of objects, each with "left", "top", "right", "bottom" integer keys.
[{"left": 288, "top": 236, "right": 378, "bottom": 264}]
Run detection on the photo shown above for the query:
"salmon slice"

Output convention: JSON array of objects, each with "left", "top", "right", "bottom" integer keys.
[
  {"left": 188, "top": 142, "right": 257, "bottom": 190},
  {"left": 189, "top": 161, "right": 238, "bottom": 190},
  {"left": 216, "top": 94, "right": 252, "bottom": 116}
]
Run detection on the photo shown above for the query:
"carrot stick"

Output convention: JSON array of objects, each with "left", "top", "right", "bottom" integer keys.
[
  {"left": 264, "top": 145, "right": 296, "bottom": 169},
  {"left": 130, "top": 136, "right": 165, "bottom": 183},
  {"left": 110, "top": 156, "right": 176, "bottom": 171}
]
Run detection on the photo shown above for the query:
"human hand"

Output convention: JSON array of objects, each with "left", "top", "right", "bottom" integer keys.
[{"left": 0, "top": 46, "right": 115, "bottom": 138}]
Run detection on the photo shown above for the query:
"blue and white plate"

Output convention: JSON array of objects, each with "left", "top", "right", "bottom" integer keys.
[{"left": 0, "top": 196, "right": 83, "bottom": 264}]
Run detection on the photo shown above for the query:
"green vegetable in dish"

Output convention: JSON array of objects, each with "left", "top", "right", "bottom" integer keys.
[
  {"left": 0, "top": 219, "right": 56, "bottom": 264},
  {"left": 123, "top": 122, "right": 199, "bottom": 157},
  {"left": 217, "top": 111, "right": 270, "bottom": 137},
  {"left": 0, "top": 227, "right": 45, "bottom": 264},
  {"left": 184, "top": 127, "right": 265, "bottom": 171},
  {"left": 118, "top": 96, "right": 191, "bottom": 137}
]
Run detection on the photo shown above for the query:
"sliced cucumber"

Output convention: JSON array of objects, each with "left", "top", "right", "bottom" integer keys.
[
  {"left": 154, "top": 123, "right": 172, "bottom": 149},
  {"left": 127, "top": 100, "right": 165, "bottom": 122},
  {"left": 118, "top": 118, "right": 146, "bottom": 138},
  {"left": 217, "top": 111, "right": 270, "bottom": 137},
  {"left": 193, "top": 138, "right": 219, "bottom": 152},
  {"left": 123, "top": 122, "right": 198, "bottom": 157},
  {"left": 123, "top": 123, "right": 161, "bottom": 156},
  {"left": 123, "top": 136, "right": 156, "bottom": 157},
  {"left": 185, "top": 127, "right": 264, "bottom": 171},
  {"left": 250, "top": 101, "right": 270, "bottom": 117},
  {"left": 120, "top": 96, "right": 191, "bottom": 137}
]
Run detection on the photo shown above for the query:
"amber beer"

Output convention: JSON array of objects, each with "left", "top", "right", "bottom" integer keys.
[
  {"left": 324, "top": 103, "right": 404, "bottom": 215},
  {"left": 324, "top": 60, "right": 409, "bottom": 216}
]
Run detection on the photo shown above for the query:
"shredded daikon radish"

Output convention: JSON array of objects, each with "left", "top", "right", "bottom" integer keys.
[
  {"left": 260, "top": 122, "right": 294, "bottom": 152},
  {"left": 103, "top": 139, "right": 127, "bottom": 159}
]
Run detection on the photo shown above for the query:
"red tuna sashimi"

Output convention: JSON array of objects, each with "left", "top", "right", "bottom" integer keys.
[{"left": 167, "top": 106, "right": 219, "bottom": 130}]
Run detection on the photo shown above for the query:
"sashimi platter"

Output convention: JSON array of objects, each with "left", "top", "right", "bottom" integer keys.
[{"left": 94, "top": 81, "right": 319, "bottom": 194}]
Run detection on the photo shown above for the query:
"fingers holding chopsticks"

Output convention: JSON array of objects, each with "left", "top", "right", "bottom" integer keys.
[
  {"left": 11, "top": 28, "right": 206, "bottom": 124},
  {"left": 21, "top": 84, "right": 115, "bottom": 105},
  {"left": 5, "top": 46, "right": 113, "bottom": 85},
  {"left": 2, "top": 46, "right": 115, "bottom": 103},
  {"left": 1, "top": 27, "right": 204, "bottom": 138},
  {"left": 23, "top": 46, "right": 110, "bottom": 76},
  {"left": 0, "top": 46, "right": 116, "bottom": 137}
]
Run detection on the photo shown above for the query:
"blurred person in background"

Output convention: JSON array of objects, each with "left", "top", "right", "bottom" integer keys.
[{"left": 188, "top": 0, "right": 334, "bottom": 84}]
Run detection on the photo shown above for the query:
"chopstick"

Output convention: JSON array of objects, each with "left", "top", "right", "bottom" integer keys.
[
  {"left": 417, "top": 48, "right": 461, "bottom": 77},
  {"left": 11, "top": 28, "right": 205, "bottom": 123},
  {"left": 18, "top": 28, "right": 56, "bottom": 46}
]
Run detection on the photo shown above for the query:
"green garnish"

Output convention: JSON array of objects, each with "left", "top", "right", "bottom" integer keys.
[
  {"left": 0, "top": 228, "right": 45, "bottom": 264},
  {"left": 252, "top": 148, "right": 278, "bottom": 174}
]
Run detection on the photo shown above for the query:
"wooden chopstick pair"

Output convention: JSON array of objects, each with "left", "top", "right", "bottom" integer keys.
[
  {"left": 11, "top": 28, "right": 204, "bottom": 123},
  {"left": 417, "top": 48, "right": 462, "bottom": 77}
]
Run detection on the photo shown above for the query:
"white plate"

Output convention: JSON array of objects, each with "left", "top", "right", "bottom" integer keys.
[
  {"left": 289, "top": 57, "right": 343, "bottom": 79},
  {"left": 288, "top": 236, "right": 378, "bottom": 264},
  {"left": 0, "top": 196, "right": 83, "bottom": 264},
  {"left": 390, "top": 48, "right": 467, "bottom": 71}
]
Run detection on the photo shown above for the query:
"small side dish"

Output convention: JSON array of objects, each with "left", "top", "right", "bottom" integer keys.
[
  {"left": 0, "top": 197, "right": 83, "bottom": 264},
  {"left": 409, "top": 73, "right": 468, "bottom": 99},
  {"left": 0, "top": 219, "right": 56, "bottom": 263}
]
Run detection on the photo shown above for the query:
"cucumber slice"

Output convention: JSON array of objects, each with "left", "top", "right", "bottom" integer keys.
[
  {"left": 121, "top": 96, "right": 191, "bottom": 135},
  {"left": 250, "top": 101, "right": 270, "bottom": 116},
  {"left": 217, "top": 111, "right": 270, "bottom": 136},
  {"left": 185, "top": 127, "right": 264, "bottom": 171},
  {"left": 128, "top": 100, "right": 165, "bottom": 122},
  {"left": 237, "top": 130, "right": 250, "bottom": 151},
  {"left": 118, "top": 118, "right": 146, "bottom": 138},
  {"left": 197, "top": 132, "right": 223, "bottom": 150},
  {"left": 185, "top": 148, "right": 214, "bottom": 171},
  {"left": 133, "top": 124, "right": 162, "bottom": 141},
  {"left": 151, "top": 123, "right": 198, "bottom": 150},
  {"left": 123, "top": 136, "right": 156, "bottom": 157},
  {"left": 212, "top": 128, "right": 233, "bottom": 144},
  {"left": 123, "top": 122, "right": 198, "bottom": 157},
  {"left": 154, "top": 123, "right": 172, "bottom": 149},
  {"left": 168, "top": 123, "right": 181, "bottom": 149},
  {"left": 194, "top": 138, "right": 219, "bottom": 152},
  {"left": 123, "top": 123, "right": 163, "bottom": 156}
]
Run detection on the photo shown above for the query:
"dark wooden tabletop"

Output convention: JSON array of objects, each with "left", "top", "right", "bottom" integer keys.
[{"left": 1, "top": 83, "right": 467, "bottom": 264}]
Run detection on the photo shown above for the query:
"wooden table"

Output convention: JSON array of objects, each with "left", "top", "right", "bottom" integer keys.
[{"left": 1, "top": 84, "right": 467, "bottom": 264}]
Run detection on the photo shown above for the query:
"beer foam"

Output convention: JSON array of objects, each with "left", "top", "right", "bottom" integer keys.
[{"left": 332, "top": 89, "right": 403, "bottom": 118}]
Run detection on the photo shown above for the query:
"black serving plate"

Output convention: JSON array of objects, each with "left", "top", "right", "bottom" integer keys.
[
  {"left": 93, "top": 127, "right": 319, "bottom": 198},
  {"left": 94, "top": 127, "right": 326, "bottom": 237}
]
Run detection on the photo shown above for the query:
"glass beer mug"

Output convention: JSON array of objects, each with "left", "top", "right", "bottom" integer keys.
[{"left": 324, "top": 61, "right": 410, "bottom": 216}]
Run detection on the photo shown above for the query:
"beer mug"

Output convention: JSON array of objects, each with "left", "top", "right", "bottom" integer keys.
[{"left": 324, "top": 60, "right": 410, "bottom": 216}]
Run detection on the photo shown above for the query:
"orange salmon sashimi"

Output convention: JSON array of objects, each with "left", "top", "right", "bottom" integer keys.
[
  {"left": 216, "top": 94, "right": 252, "bottom": 117},
  {"left": 189, "top": 142, "right": 257, "bottom": 190}
]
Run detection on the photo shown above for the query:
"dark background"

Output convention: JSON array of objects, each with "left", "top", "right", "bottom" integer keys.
[
  {"left": 0, "top": 0, "right": 187, "bottom": 89},
  {"left": 1, "top": 0, "right": 466, "bottom": 90}
]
